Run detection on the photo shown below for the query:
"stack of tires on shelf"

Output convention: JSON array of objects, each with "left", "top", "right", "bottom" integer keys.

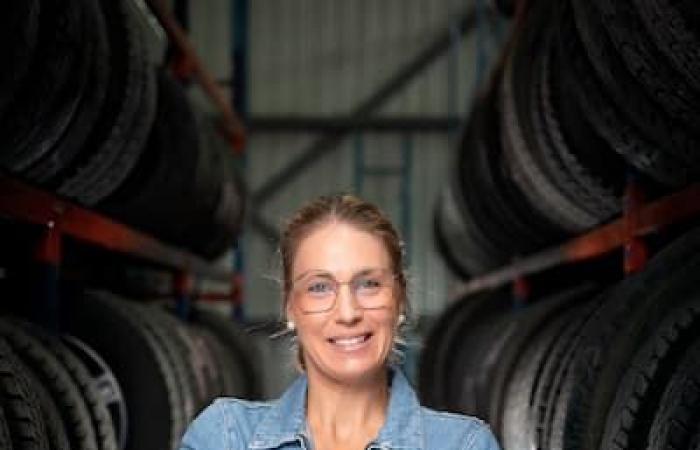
[
  {"left": 0, "top": 0, "right": 245, "bottom": 260},
  {"left": 434, "top": 0, "right": 700, "bottom": 278},
  {"left": 421, "top": 226, "right": 700, "bottom": 450},
  {"left": 426, "top": 0, "right": 700, "bottom": 449},
  {"left": 0, "top": 291, "right": 260, "bottom": 450}
]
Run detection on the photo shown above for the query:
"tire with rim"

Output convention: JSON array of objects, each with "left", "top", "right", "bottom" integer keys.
[
  {"left": 27, "top": 326, "right": 118, "bottom": 450},
  {"left": 0, "top": 319, "right": 96, "bottom": 450},
  {"left": 65, "top": 291, "right": 183, "bottom": 450}
]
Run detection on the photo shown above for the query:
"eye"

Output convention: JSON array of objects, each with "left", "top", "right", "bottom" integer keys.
[
  {"left": 307, "top": 280, "right": 334, "bottom": 295},
  {"left": 356, "top": 277, "right": 382, "bottom": 290}
]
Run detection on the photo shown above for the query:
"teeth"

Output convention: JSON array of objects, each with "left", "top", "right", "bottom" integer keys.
[{"left": 332, "top": 335, "right": 368, "bottom": 345}]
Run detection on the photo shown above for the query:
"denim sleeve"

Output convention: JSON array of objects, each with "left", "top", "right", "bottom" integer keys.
[
  {"left": 179, "top": 401, "right": 231, "bottom": 450},
  {"left": 463, "top": 423, "right": 502, "bottom": 450}
]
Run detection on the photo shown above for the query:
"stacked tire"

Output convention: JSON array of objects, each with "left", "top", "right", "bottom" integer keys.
[
  {"left": 420, "top": 225, "right": 700, "bottom": 450},
  {"left": 435, "top": 0, "right": 700, "bottom": 277},
  {"left": 0, "top": 0, "right": 245, "bottom": 260},
  {"left": 0, "top": 291, "right": 260, "bottom": 450}
]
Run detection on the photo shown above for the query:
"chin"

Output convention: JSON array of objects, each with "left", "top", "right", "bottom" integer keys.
[{"left": 309, "top": 351, "right": 390, "bottom": 385}]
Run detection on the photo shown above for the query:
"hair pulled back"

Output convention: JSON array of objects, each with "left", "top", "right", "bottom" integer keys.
[{"left": 280, "top": 193, "right": 408, "bottom": 317}]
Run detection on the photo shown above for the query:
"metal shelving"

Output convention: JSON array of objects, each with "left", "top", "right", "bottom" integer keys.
[
  {"left": 451, "top": 183, "right": 700, "bottom": 299},
  {"left": 0, "top": 173, "right": 231, "bottom": 282}
]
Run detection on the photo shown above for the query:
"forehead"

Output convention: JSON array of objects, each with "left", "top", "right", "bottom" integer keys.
[{"left": 292, "top": 221, "right": 390, "bottom": 277}]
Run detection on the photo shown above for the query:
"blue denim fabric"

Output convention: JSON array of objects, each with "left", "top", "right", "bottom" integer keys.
[{"left": 179, "top": 368, "right": 501, "bottom": 450}]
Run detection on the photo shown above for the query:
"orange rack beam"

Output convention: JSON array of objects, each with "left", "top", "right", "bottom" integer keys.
[
  {"left": 451, "top": 183, "right": 700, "bottom": 298},
  {"left": 144, "top": 0, "right": 246, "bottom": 152},
  {"left": 0, "top": 174, "right": 231, "bottom": 282}
]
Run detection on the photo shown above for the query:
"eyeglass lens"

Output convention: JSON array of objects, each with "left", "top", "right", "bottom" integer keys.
[{"left": 293, "top": 269, "right": 394, "bottom": 312}]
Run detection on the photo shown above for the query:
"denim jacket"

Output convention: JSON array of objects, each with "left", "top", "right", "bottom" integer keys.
[{"left": 179, "top": 368, "right": 501, "bottom": 450}]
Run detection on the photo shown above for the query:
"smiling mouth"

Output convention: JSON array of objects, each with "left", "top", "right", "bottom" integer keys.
[{"left": 328, "top": 333, "right": 372, "bottom": 348}]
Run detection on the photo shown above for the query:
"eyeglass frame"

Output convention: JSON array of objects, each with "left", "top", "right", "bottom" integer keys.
[{"left": 289, "top": 267, "right": 399, "bottom": 314}]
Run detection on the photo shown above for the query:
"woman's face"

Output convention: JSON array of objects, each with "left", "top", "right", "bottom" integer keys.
[{"left": 287, "top": 221, "right": 400, "bottom": 385}]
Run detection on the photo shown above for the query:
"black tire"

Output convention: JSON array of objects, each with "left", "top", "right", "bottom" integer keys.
[
  {"left": 469, "top": 81, "right": 569, "bottom": 259},
  {"left": 185, "top": 324, "right": 224, "bottom": 409},
  {"left": 0, "top": 0, "right": 39, "bottom": 118},
  {"left": 646, "top": 339, "right": 700, "bottom": 450},
  {"left": 554, "top": 1, "right": 688, "bottom": 186},
  {"left": 441, "top": 290, "right": 512, "bottom": 415},
  {"left": 0, "top": 0, "right": 89, "bottom": 173},
  {"left": 451, "top": 309, "right": 520, "bottom": 418},
  {"left": 493, "top": 0, "right": 515, "bottom": 17},
  {"left": 178, "top": 111, "right": 245, "bottom": 259},
  {"left": 155, "top": 315, "right": 212, "bottom": 412},
  {"left": 190, "top": 308, "right": 261, "bottom": 400},
  {"left": 419, "top": 289, "right": 481, "bottom": 408},
  {"left": 0, "top": 337, "right": 49, "bottom": 450},
  {"left": 97, "top": 70, "right": 199, "bottom": 247},
  {"left": 194, "top": 327, "right": 227, "bottom": 401},
  {"left": 600, "top": 300, "right": 700, "bottom": 450},
  {"left": 0, "top": 319, "right": 97, "bottom": 450},
  {"left": 433, "top": 183, "right": 490, "bottom": 278},
  {"left": 434, "top": 107, "right": 508, "bottom": 276},
  {"left": 535, "top": 292, "right": 607, "bottom": 450},
  {"left": 487, "top": 284, "right": 597, "bottom": 436},
  {"left": 208, "top": 333, "right": 247, "bottom": 398},
  {"left": 61, "top": 337, "right": 126, "bottom": 450},
  {"left": 24, "top": 0, "right": 111, "bottom": 184},
  {"left": 589, "top": 0, "right": 700, "bottom": 134},
  {"left": 631, "top": 0, "right": 700, "bottom": 94},
  {"left": 501, "top": 5, "right": 601, "bottom": 231},
  {"left": 546, "top": 16, "right": 627, "bottom": 214},
  {"left": 419, "top": 288, "right": 510, "bottom": 411},
  {"left": 549, "top": 226, "right": 700, "bottom": 450},
  {"left": 135, "top": 304, "right": 198, "bottom": 424},
  {"left": 532, "top": 22, "right": 620, "bottom": 222},
  {"left": 500, "top": 303, "right": 584, "bottom": 450},
  {"left": 571, "top": 0, "right": 700, "bottom": 177},
  {"left": 57, "top": 0, "right": 156, "bottom": 206},
  {"left": 0, "top": 400, "right": 11, "bottom": 450},
  {"left": 27, "top": 328, "right": 119, "bottom": 450},
  {"left": 65, "top": 292, "right": 182, "bottom": 450},
  {"left": 22, "top": 364, "right": 70, "bottom": 450}
]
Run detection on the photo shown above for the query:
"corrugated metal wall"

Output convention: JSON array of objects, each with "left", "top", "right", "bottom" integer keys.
[{"left": 187, "top": 0, "right": 506, "bottom": 320}]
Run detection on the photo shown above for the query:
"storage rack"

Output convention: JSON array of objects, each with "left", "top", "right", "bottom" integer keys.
[
  {"left": 451, "top": 182, "right": 700, "bottom": 300},
  {"left": 0, "top": 173, "right": 237, "bottom": 300},
  {"left": 0, "top": 1, "right": 246, "bottom": 309}
]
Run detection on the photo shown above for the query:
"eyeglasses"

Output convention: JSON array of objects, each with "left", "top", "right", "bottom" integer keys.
[{"left": 291, "top": 268, "right": 397, "bottom": 314}]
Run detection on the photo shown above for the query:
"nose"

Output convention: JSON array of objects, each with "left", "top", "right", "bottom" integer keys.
[{"left": 334, "top": 283, "right": 362, "bottom": 324}]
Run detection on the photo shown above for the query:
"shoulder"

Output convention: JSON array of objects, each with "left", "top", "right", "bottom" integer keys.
[
  {"left": 420, "top": 407, "right": 501, "bottom": 450},
  {"left": 179, "top": 397, "right": 276, "bottom": 450}
]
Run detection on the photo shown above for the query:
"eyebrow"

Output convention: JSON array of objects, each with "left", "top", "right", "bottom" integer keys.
[{"left": 292, "top": 267, "right": 379, "bottom": 282}]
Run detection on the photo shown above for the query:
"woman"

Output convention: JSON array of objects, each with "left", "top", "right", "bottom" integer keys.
[{"left": 180, "top": 194, "right": 501, "bottom": 450}]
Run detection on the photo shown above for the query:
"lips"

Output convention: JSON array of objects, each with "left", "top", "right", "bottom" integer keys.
[{"left": 328, "top": 333, "right": 372, "bottom": 348}]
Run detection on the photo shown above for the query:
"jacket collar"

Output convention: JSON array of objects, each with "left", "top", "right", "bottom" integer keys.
[{"left": 248, "top": 367, "right": 424, "bottom": 449}]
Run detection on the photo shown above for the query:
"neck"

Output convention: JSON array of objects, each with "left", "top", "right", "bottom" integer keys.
[{"left": 305, "top": 368, "right": 390, "bottom": 445}]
